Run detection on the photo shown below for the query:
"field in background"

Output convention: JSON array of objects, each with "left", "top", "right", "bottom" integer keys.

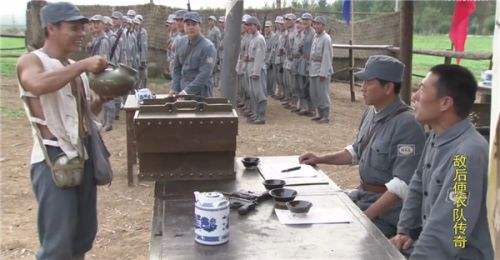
[
  {"left": 0, "top": 36, "right": 25, "bottom": 77},
  {"left": 412, "top": 34, "right": 493, "bottom": 83},
  {"left": 0, "top": 35, "right": 494, "bottom": 83}
]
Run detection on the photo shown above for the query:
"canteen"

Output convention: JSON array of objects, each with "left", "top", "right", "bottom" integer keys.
[
  {"left": 88, "top": 63, "right": 138, "bottom": 97},
  {"left": 193, "top": 191, "right": 230, "bottom": 245}
]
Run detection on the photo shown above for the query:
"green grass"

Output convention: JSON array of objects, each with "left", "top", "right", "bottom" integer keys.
[
  {"left": 1, "top": 36, "right": 26, "bottom": 77},
  {"left": 412, "top": 34, "right": 493, "bottom": 85},
  {"left": 0, "top": 106, "right": 24, "bottom": 119}
]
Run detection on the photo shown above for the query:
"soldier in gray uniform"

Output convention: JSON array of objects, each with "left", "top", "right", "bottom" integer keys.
[
  {"left": 135, "top": 15, "right": 148, "bottom": 89},
  {"left": 88, "top": 15, "right": 110, "bottom": 59},
  {"left": 290, "top": 18, "right": 303, "bottom": 113},
  {"left": 244, "top": 16, "right": 267, "bottom": 124},
  {"left": 282, "top": 13, "right": 297, "bottom": 109},
  {"left": 300, "top": 55, "right": 426, "bottom": 238},
  {"left": 236, "top": 15, "right": 251, "bottom": 115},
  {"left": 391, "top": 64, "right": 494, "bottom": 259},
  {"left": 297, "top": 13, "right": 315, "bottom": 116},
  {"left": 207, "top": 15, "right": 222, "bottom": 88},
  {"left": 264, "top": 20, "right": 276, "bottom": 97},
  {"left": 309, "top": 16, "right": 333, "bottom": 123},
  {"left": 273, "top": 16, "right": 286, "bottom": 100},
  {"left": 169, "top": 10, "right": 188, "bottom": 94},
  {"left": 172, "top": 12, "right": 217, "bottom": 97}
]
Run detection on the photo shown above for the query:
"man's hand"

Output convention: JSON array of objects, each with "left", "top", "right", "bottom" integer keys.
[
  {"left": 319, "top": 76, "right": 326, "bottom": 82},
  {"left": 82, "top": 56, "right": 108, "bottom": 74},
  {"left": 390, "top": 234, "right": 414, "bottom": 251},
  {"left": 299, "top": 152, "right": 321, "bottom": 165}
]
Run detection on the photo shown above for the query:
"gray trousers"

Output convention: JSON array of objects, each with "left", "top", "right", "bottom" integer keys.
[
  {"left": 283, "top": 69, "right": 292, "bottom": 100},
  {"left": 103, "top": 100, "right": 116, "bottom": 127},
  {"left": 248, "top": 70, "right": 267, "bottom": 121},
  {"left": 310, "top": 76, "right": 331, "bottom": 118},
  {"left": 266, "top": 65, "right": 276, "bottom": 96},
  {"left": 31, "top": 139, "right": 97, "bottom": 260},
  {"left": 298, "top": 75, "right": 313, "bottom": 111},
  {"left": 274, "top": 63, "right": 284, "bottom": 96},
  {"left": 347, "top": 188, "right": 399, "bottom": 238},
  {"left": 237, "top": 74, "right": 245, "bottom": 103}
]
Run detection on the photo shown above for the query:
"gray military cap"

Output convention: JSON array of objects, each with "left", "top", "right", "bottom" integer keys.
[
  {"left": 354, "top": 55, "right": 405, "bottom": 83},
  {"left": 208, "top": 15, "right": 217, "bottom": 21},
  {"left": 218, "top": 16, "right": 225, "bottom": 22},
  {"left": 245, "top": 16, "right": 260, "bottom": 27},
  {"left": 90, "top": 14, "right": 104, "bottom": 22},
  {"left": 166, "top": 14, "right": 176, "bottom": 23},
  {"left": 242, "top": 14, "right": 251, "bottom": 23},
  {"left": 313, "top": 16, "right": 327, "bottom": 26},
  {"left": 184, "top": 11, "right": 201, "bottom": 23},
  {"left": 40, "top": 2, "right": 89, "bottom": 28},
  {"left": 284, "top": 13, "right": 297, "bottom": 20},
  {"left": 111, "top": 11, "right": 123, "bottom": 19},
  {"left": 174, "top": 10, "right": 188, "bottom": 20},
  {"left": 301, "top": 13, "right": 313, "bottom": 20},
  {"left": 265, "top": 21, "right": 273, "bottom": 27}
]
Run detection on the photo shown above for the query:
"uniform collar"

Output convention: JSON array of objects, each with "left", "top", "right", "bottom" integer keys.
[
  {"left": 432, "top": 118, "right": 473, "bottom": 147},
  {"left": 372, "top": 97, "right": 404, "bottom": 122},
  {"left": 188, "top": 34, "right": 202, "bottom": 45}
]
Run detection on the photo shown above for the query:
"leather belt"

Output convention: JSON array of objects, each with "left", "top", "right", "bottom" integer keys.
[
  {"left": 360, "top": 180, "right": 387, "bottom": 193},
  {"left": 311, "top": 58, "right": 322, "bottom": 62}
]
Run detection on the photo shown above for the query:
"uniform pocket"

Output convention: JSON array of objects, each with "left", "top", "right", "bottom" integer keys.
[{"left": 369, "top": 141, "right": 390, "bottom": 171}]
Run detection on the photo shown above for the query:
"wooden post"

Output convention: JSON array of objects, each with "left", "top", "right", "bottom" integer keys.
[
  {"left": 349, "top": 40, "right": 355, "bottom": 102},
  {"left": 25, "top": 0, "right": 47, "bottom": 51},
  {"left": 444, "top": 43, "right": 453, "bottom": 64},
  {"left": 221, "top": 0, "right": 243, "bottom": 106},
  {"left": 399, "top": 0, "right": 413, "bottom": 105}
]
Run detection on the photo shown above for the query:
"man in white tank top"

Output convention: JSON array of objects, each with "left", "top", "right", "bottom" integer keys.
[{"left": 16, "top": 2, "right": 108, "bottom": 260}]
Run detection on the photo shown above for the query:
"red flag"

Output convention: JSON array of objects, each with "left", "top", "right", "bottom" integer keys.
[{"left": 449, "top": 0, "right": 476, "bottom": 64}]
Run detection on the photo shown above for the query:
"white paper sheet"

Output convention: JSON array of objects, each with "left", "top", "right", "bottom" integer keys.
[{"left": 258, "top": 162, "right": 330, "bottom": 185}]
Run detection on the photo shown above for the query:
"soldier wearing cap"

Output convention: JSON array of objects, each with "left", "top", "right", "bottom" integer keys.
[
  {"left": 300, "top": 55, "right": 426, "bottom": 238},
  {"left": 217, "top": 16, "right": 226, "bottom": 80},
  {"left": 16, "top": 2, "right": 110, "bottom": 259},
  {"left": 169, "top": 10, "right": 188, "bottom": 94},
  {"left": 264, "top": 20, "right": 276, "bottom": 97},
  {"left": 289, "top": 17, "right": 304, "bottom": 112},
  {"left": 282, "top": 13, "right": 297, "bottom": 109},
  {"left": 273, "top": 16, "right": 286, "bottom": 99},
  {"left": 102, "top": 16, "right": 114, "bottom": 38},
  {"left": 109, "top": 11, "right": 126, "bottom": 65},
  {"left": 296, "top": 13, "right": 315, "bottom": 117},
  {"left": 390, "top": 65, "right": 494, "bottom": 259},
  {"left": 134, "top": 15, "right": 148, "bottom": 89},
  {"left": 88, "top": 15, "right": 111, "bottom": 59},
  {"left": 244, "top": 16, "right": 267, "bottom": 124},
  {"left": 236, "top": 14, "right": 252, "bottom": 115},
  {"left": 207, "top": 15, "right": 222, "bottom": 87},
  {"left": 127, "top": 9, "right": 136, "bottom": 19},
  {"left": 172, "top": 12, "right": 217, "bottom": 97},
  {"left": 164, "top": 14, "right": 177, "bottom": 77},
  {"left": 308, "top": 16, "right": 333, "bottom": 123}
]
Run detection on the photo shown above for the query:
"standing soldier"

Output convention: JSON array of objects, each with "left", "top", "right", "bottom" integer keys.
[
  {"left": 109, "top": 11, "right": 125, "bottom": 65},
  {"left": 172, "top": 12, "right": 217, "bottom": 97},
  {"left": 264, "top": 20, "right": 276, "bottom": 97},
  {"left": 245, "top": 16, "right": 267, "bottom": 124},
  {"left": 309, "top": 16, "right": 333, "bottom": 123},
  {"left": 131, "top": 18, "right": 141, "bottom": 72},
  {"left": 273, "top": 16, "right": 286, "bottom": 100},
  {"left": 282, "top": 13, "right": 297, "bottom": 109},
  {"left": 290, "top": 17, "right": 304, "bottom": 113},
  {"left": 236, "top": 15, "right": 251, "bottom": 115},
  {"left": 126, "top": 9, "right": 136, "bottom": 19},
  {"left": 217, "top": 16, "right": 226, "bottom": 87},
  {"left": 135, "top": 15, "right": 148, "bottom": 89},
  {"left": 297, "top": 13, "right": 315, "bottom": 117},
  {"left": 164, "top": 14, "right": 176, "bottom": 78},
  {"left": 102, "top": 16, "right": 114, "bottom": 41},
  {"left": 169, "top": 10, "right": 188, "bottom": 94},
  {"left": 207, "top": 15, "right": 222, "bottom": 88},
  {"left": 88, "top": 14, "right": 115, "bottom": 131}
]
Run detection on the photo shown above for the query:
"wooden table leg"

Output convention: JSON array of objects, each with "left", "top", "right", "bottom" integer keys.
[{"left": 126, "top": 109, "right": 137, "bottom": 186}]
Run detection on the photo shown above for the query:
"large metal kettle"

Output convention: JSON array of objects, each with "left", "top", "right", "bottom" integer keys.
[{"left": 88, "top": 63, "right": 138, "bottom": 97}]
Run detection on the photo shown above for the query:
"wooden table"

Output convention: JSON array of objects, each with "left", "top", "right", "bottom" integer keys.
[{"left": 149, "top": 156, "right": 405, "bottom": 260}]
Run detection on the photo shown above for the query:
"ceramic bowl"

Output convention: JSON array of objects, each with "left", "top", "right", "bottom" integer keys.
[
  {"left": 286, "top": 200, "right": 313, "bottom": 214},
  {"left": 242, "top": 157, "right": 260, "bottom": 168},
  {"left": 269, "top": 188, "right": 297, "bottom": 207},
  {"left": 262, "top": 179, "right": 286, "bottom": 190}
]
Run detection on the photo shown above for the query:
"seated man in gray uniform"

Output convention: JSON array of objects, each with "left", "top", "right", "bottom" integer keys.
[
  {"left": 172, "top": 12, "right": 217, "bottom": 97},
  {"left": 300, "top": 55, "right": 426, "bottom": 237},
  {"left": 391, "top": 64, "right": 494, "bottom": 259}
]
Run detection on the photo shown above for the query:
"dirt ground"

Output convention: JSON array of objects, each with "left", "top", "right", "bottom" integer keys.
[{"left": 0, "top": 77, "right": 365, "bottom": 259}]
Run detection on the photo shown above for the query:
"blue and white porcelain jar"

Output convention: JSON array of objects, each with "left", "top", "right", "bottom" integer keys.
[{"left": 193, "top": 191, "right": 230, "bottom": 245}]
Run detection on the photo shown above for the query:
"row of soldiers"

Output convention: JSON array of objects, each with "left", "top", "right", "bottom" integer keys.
[
  {"left": 86, "top": 9, "right": 149, "bottom": 131},
  {"left": 237, "top": 13, "right": 334, "bottom": 124}
]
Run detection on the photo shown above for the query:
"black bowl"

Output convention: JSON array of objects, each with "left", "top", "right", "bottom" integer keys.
[
  {"left": 286, "top": 200, "right": 313, "bottom": 214},
  {"left": 242, "top": 157, "right": 260, "bottom": 168},
  {"left": 262, "top": 179, "right": 286, "bottom": 190},
  {"left": 269, "top": 188, "right": 297, "bottom": 203}
]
